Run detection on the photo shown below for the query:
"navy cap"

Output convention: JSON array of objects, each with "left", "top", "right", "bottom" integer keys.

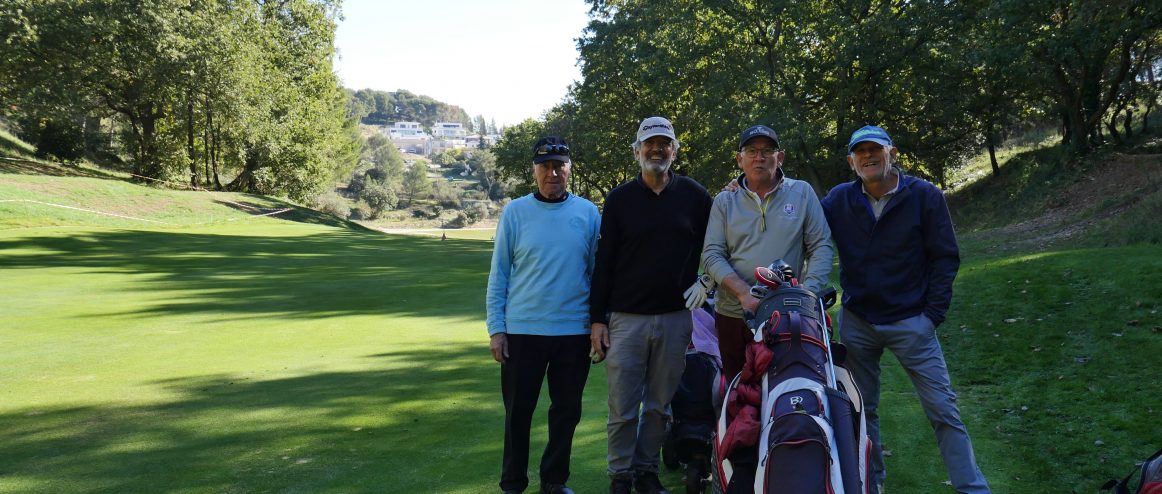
[
  {"left": 531, "top": 136, "right": 570, "bottom": 164},
  {"left": 738, "top": 125, "right": 780, "bottom": 150},
  {"left": 847, "top": 125, "right": 893, "bottom": 154}
]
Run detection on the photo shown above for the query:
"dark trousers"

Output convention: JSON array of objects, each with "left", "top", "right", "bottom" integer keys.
[
  {"left": 714, "top": 314, "right": 750, "bottom": 384},
  {"left": 500, "top": 333, "right": 591, "bottom": 492}
]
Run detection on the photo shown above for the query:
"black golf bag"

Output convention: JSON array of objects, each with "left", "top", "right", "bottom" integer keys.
[
  {"left": 665, "top": 307, "right": 727, "bottom": 494},
  {"left": 712, "top": 264, "right": 870, "bottom": 494}
]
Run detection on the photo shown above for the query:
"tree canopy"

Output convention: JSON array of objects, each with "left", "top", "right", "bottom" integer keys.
[
  {"left": 348, "top": 88, "right": 472, "bottom": 129},
  {"left": 0, "top": 0, "right": 355, "bottom": 202},
  {"left": 493, "top": 0, "right": 1162, "bottom": 201}
]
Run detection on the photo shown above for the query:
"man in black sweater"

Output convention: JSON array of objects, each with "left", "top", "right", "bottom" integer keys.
[{"left": 590, "top": 116, "right": 713, "bottom": 494}]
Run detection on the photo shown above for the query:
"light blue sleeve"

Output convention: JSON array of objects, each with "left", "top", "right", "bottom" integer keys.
[
  {"left": 485, "top": 203, "right": 516, "bottom": 336},
  {"left": 586, "top": 203, "right": 600, "bottom": 282}
]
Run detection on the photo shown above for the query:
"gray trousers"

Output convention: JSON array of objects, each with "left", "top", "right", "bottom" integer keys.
[
  {"left": 605, "top": 310, "right": 693, "bottom": 475},
  {"left": 840, "top": 308, "right": 990, "bottom": 494}
]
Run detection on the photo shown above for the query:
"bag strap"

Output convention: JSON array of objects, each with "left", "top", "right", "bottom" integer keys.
[{"left": 1103, "top": 447, "right": 1162, "bottom": 493}]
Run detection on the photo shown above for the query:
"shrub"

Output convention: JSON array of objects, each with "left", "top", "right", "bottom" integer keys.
[
  {"left": 432, "top": 181, "right": 462, "bottom": 208},
  {"left": 445, "top": 211, "right": 469, "bottom": 228},
  {"left": 362, "top": 183, "right": 399, "bottom": 219},
  {"left": 34, "top": 119, "right": 84, "bottom": 162},
  {"left": 464, "top": 201, "right": 489, "bottom": 223},
  {"left": 313, "top": 192, "right": 349, "bottom": 218}
]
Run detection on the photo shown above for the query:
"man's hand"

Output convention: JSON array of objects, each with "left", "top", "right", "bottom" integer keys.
[
  {"left": 740, "top": 293, "right": 760, "bottom": 313},
  {"left": 489, "top": 333, "right": 509, "bottom": 363},
  {"left": 590, "top": 323, "right": 610, "bottom": 363},
  {"left": 722, "top": 178, "right": 740, "bottom": 193},
  {"left": 683, "top": 273, "right": 715, "bottom": 311}
]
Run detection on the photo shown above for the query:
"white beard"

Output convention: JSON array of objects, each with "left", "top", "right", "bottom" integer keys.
[{"left": 638, "top": 154, "right": 673, "bottom": 175}]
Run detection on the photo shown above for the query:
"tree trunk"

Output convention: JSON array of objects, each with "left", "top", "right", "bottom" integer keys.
[
  {"left": 986, "top": 132, "right": 1000, "bottom": 177},
  {"left": 187, "top": 92, "right": 197, "bottom": 188},
  {"left": 203, "top": 103, "right": 211, "bottom": 186},
  {"left": 1123, "top": 109, "right": 1134, "bottom": 138},
  {"left": 212, "top": 122, "right": 222, "bottom": 189},
  {"left": 1105, "top": 115, "right": 1123, "bottom": 145}
]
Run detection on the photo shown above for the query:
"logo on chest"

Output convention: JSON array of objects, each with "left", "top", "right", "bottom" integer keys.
[{"left": 782, "top": 203, "right": 796, "bottom": 216}]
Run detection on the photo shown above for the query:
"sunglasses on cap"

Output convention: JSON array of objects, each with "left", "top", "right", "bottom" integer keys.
[{"left": 534, "top": 143, "right": 570, "bottom": 156}]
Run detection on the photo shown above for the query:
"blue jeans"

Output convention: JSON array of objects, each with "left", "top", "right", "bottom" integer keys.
[
  {"left": 605, "top": 310, "right": 693, "bottom": 476},
  {"left": 839, "top": 309, "right": 990, "bottom": 494}
]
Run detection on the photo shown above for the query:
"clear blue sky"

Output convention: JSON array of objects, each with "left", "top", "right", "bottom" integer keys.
[{"left": 333, "top": 0, "right": 591, "bottom": 127}]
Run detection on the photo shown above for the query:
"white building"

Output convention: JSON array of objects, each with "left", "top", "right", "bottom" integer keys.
[
  {"left": 431, "top": 122, "right": 467, "bottom": 138},
  {"left": 389, "top": 121, "right": 426, "bottom": 138},
  {"left": 386, "top": 122, "right": 432, "bottom": 155}
]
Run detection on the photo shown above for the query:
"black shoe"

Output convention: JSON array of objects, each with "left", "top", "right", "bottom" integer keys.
[
  {"left": 634, "top": 471, "right": 670, "bottom": 494},
  {"left": 539, "top": 483, "right": 574, "bottom": 494},
  {"left": 610, "top": 473, "right": 633, "bottom": 494}
]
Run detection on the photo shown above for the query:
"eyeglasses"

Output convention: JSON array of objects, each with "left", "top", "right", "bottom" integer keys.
[
  {"left": 741, "top": 147, "right": 778, "bottom": 158},
  {"left": 534, "top": 143, "right": 570, "bottom": 156}
]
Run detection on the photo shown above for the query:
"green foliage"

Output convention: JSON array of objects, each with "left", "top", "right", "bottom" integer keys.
[
  {"left": 0, "top": 0, "right": 356, "bottom": 201},
  {"left": 401, "top": 160, "right": 433, "bottom": 205},
  {"left": 431, "top": 180, "right": 462, "bottom": 209},
  {"left": 988, "top": 0, "right": 1162, "bottom": 153},
  {"left": 30, "top": 118, "right": 84, "bottom": 162},
  {"left": 541, "top": 1, "right": 1162, "bottom": 199},
  {"left": 361, "top": 182, "right": 399, "bottom": 219},
  {"left": 467, "top": 149, "right": 502, "bottom": 199},
  {"left": 432, "top": 148, "right": 466, "bottom": 166},
  {"left": 491, "top": 119, "right": 543, "bottom": 198},
  {"left": 349, "top": 88, "right": 471, "bottom": 128}
]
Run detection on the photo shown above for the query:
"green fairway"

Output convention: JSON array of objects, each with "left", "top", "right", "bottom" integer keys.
[{"left": 3, "top": 168, "right": 1160, "bottom": 493}]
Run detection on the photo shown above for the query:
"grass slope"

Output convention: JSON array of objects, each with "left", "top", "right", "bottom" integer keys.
[{"left": 2, "top": 146, "right": 1160, "bottom": 492}]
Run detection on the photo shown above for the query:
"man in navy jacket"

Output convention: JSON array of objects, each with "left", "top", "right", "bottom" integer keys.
[{"left": 821, "top": 126, "right": 990, "bottom": 494}]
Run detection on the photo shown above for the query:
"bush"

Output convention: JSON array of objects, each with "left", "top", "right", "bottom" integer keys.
[
  {"left": 411, "top": 204, "right": 442, "bottom": 219},
  {"left": 444, "top": 211, "right": 469, "bottom": 228},
  {"left": 33, "top": 119, "right": 84, "bottom": 162},
  {"left": 464, "top": 201, "right": 489, "bottom": 223},
  {"left": 432, "top": 181, "right": 462, "bottom": 208},
  {"left": 313, "top": 192, "right": 350, "bottom": 218},
  {"left": 362, "top": 183, "right": 399, "bottom": 219},
  {"left": 346, "top": 173, "right": 368, "bottom": 197},
  {"left": 348, "top": 203, "right": 371, "bottom": 220}
]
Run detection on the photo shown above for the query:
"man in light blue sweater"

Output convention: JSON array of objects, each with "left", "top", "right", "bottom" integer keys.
[{"left": 486, "top": 136, "right": 601, "bottom": 494}]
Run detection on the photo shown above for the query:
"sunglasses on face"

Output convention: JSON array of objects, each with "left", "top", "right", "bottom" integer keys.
[{"left": 534, "top": 143, "right": 570, "bottom": 156}]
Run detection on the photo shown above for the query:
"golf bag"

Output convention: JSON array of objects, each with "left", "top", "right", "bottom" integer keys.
[
  {"left": 1104, "top": 448, "right": 1162, "bottom": 494},
  {"left": 665, "top": 307, "right": 727, "bottom": 494},
  {"left": 712, "top": 262, "right": 870, "bottom": 494}
]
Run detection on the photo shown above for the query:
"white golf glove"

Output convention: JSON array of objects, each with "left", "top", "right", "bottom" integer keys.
[{"left": 683, "top": 273, "right": 715, "bottom": 311}]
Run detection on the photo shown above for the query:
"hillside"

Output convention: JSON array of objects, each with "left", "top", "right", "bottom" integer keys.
[{"left": 950, "top": 135, "right": 1162, "bottom": 251}]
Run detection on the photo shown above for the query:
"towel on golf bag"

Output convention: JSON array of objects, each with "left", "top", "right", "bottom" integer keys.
[{"left": 719, "top": 341, "right": 772, "bottom": 461}]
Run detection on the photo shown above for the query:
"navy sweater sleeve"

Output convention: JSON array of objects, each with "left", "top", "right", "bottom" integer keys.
[{"left": 920, "top": 183, "right": 960, "bottom": 326}]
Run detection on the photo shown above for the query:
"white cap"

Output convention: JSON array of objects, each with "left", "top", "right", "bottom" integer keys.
[{"left": 636, "top": 116, "right": 677, "bottom": 143}]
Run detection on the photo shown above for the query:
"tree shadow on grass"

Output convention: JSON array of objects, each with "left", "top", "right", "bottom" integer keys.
[
  {"left": 0, "top": 228, "right": 492, "bottom": 320},
  {"left": 0, "top": 345, "right": 509, "bottom": 493},
  {"left": 209, "top": 198, "right": 374, "bottom": 231}
]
